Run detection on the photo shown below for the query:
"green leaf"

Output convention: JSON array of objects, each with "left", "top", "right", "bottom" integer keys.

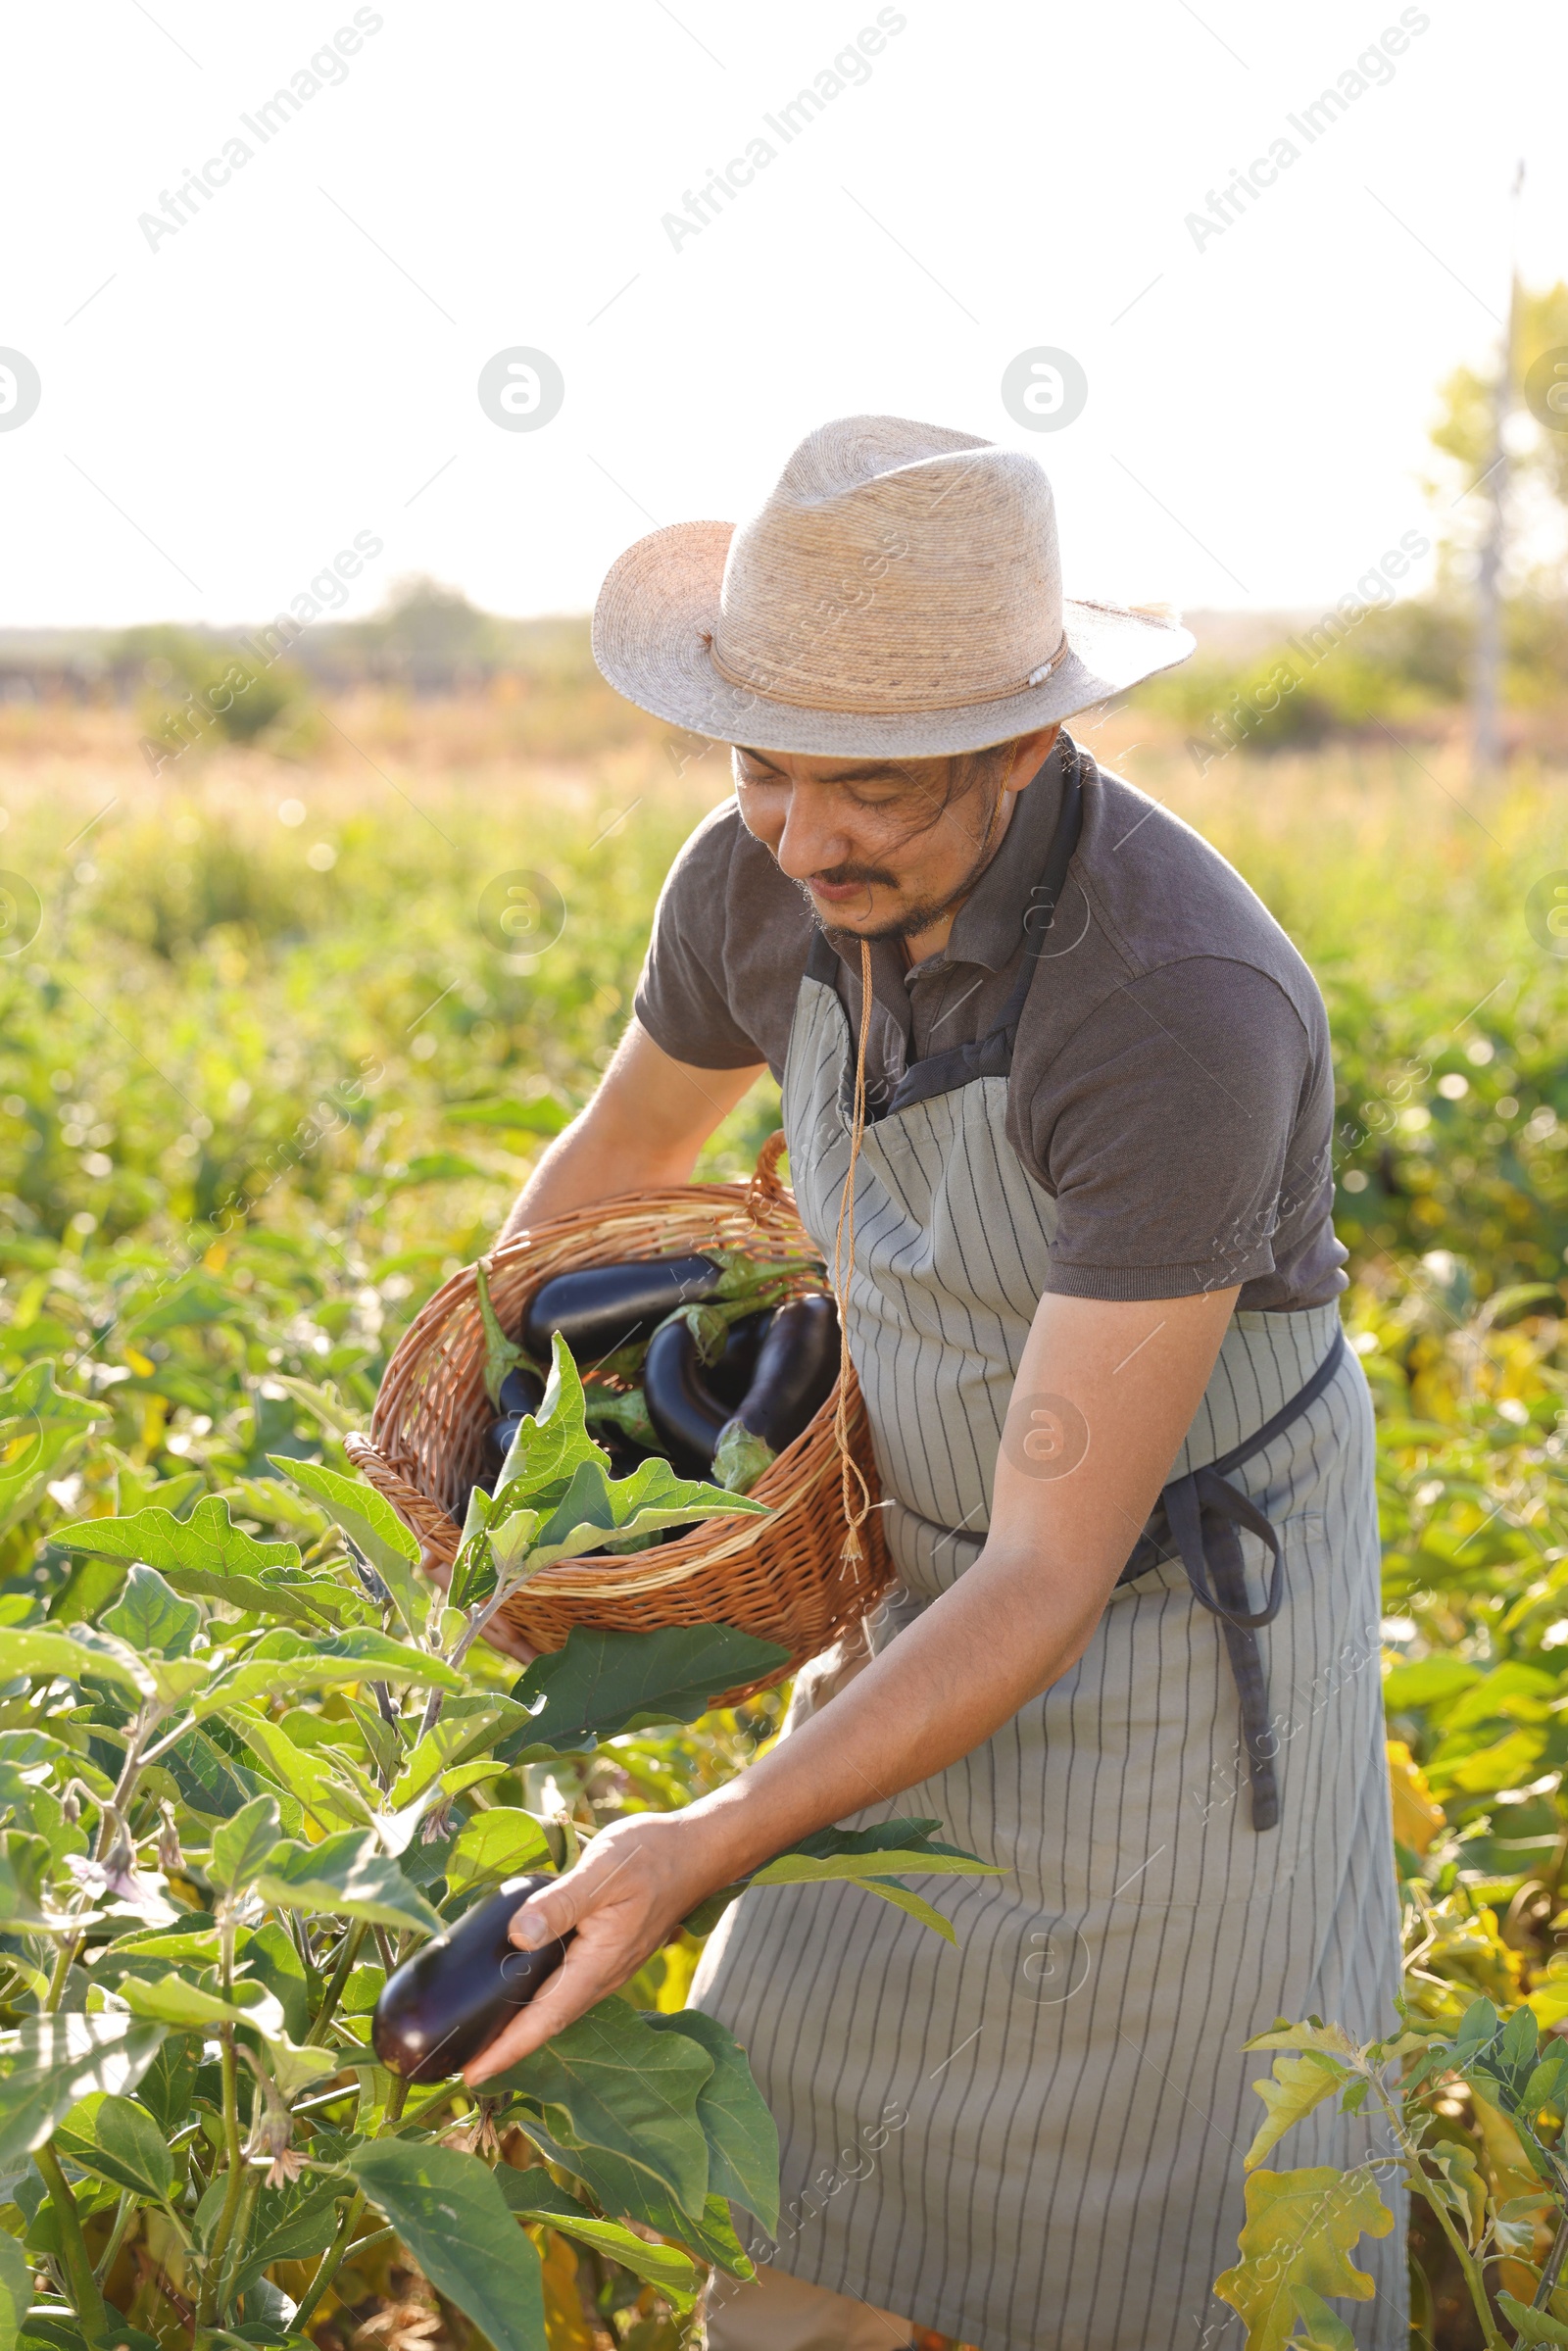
[
  {"left": 119, "top": 1975, "right": 285, "bottom": 2037},
  {"left": 211, "top": 1793, "right": 283, "bottom": 1892},
  {"left": 490, "top": 1997, "right": 713, "bottom": 2216},
  {"left": 132, "top": 2035, "right": 199, "bottom": 2134},
  {"left": 345, "top": 2141, "right": 547, "bottom": 2351},
  {"left": 1424, "top": 2141, "right": 1486, "bottom": 2248},
  {"left": 263, "top": 2036, "right": 340, "bottom": 2100},
  {"left": 493, "top": 2159, "right": 705, "bottom": 2307},
  {"left": 252, "top": 1829, "right": 443, "bottom": 1935},
  {"left": 1245, "top": 2020, "right": 1362, "bottom": 2061},
  {"left": 1244, "top": 2054, "right": 1351, "bottom": 2171},
  {"left": 507, "top": 2119, "right": 755, "bottom": 2280},
  {"left": 1291, "top": 2284, "right": 1358, "bottom": 2351},
  {"left": 838, "top": 1878, "right": 960, "bottom": 1941},
  {"left": 53, "top": 2091, "right": 173, "bottom": 2201},
  {"left": 645, "top": 2010, "right": 779, "bottom": 2231},
  {"left": 220, "top": 1706, "right": 367, "bottom": 1836},
  {"left": 0, "top": 1839, "right": 76, "bottom": 1934},
  {"left": 229, "top": 2180, "right": 342, "bottom": 2303},
  {"left": 488, "top": 1335, "right": 604, "bottom": 1507},
  {"left": 519, "top": 1452, "right": 765, "bottom": 1575},
  {"left": 751, "top": 1847, "right": 998, "bottom": 1886},
  {"left": 0, "top": 2011, "right": 167, "bottom": 2169},
  {"left": 1213, "top": 2167, "right": 1395, "bottom": 2351},
  {"left": 102, "top": 1563, "right": 201, "bottom": 1658},
  {"left": 505, "top": 1623, "right": 791, "bottom": 1756},
  {"left": 1498, "top": 2293, "right": 1568, "bottom": 2346},
  {"left": 390, "top": 1698, "right": 535, "bottom": 1805},
  {"left": 198, "top": 1630, "right": 461, "bottom": 1717},
  {"left": 245, "top": 1919, "right": 312, "bottom": 2041},
  {"left": 53, "top": 1496, "right": 301, "bottom": 1582},
  {"left": 1381, "top": 1655, "right": 1482, "bottom": 1712},
  {"left": 446, "top": 1809, "right": 553, "bottom": 1896},
  {"left": 161, "top": 1725, "right": 297, "bottom": 1829},
  {"left": 3, "top": 1627, "right": 149, "bottom": 1702},
  {"left": 270, "top": 1457, "right": 424, "bottom": 1639},
  {"left": 0, "top": 1362, "right": 107, "bottom": 1540},
  {"left": 0, "top": 2229, "right": 28, "bottom": 2351}
]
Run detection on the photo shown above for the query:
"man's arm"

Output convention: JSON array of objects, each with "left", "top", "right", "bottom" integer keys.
[
  {"left": 465, "top": 1278, "right": 1240, "bottom": 2081},
  {"left": 499, "top": 1019, "right": 765, "bottom": 1238}
]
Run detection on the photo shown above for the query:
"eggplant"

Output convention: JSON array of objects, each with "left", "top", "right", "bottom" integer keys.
[
  {"left": 371, "top": 1874, "right": 571, "bottom": 2082},
  {"left": 642, "top": 1316, "right": 729, "bottom": 1476},
  {"left": 522, "top": 1255, "right": 722, "bottom": 1366},
  {"left": 497, "top": 1366, "right": 545, "bottom": 1418},
  {"left": 598, "top": 1425, "right": 652, "bottom": 1483},
  {"left": 706, "top": 1309, "right": 774, "bottom": 1407},
  {"left": 483, "top": 1413, "right": 524, "bottom": 1480},
  {"left": 713, "top": 1294, "right": 840, "bottom": 1493}
]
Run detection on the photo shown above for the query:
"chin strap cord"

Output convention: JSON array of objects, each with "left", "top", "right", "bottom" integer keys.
[{"left": 830, "top": 937, "right": 875, "bottom": 1563}]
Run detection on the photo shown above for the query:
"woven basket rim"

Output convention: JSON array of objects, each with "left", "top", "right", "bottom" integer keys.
[{"left": 361, "top": 1143, "right": 862, "bottom": 1592}]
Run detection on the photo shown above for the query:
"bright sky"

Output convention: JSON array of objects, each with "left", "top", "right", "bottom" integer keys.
[{"left": 3, "top": 0, "right": 1561, "bottom": 630}]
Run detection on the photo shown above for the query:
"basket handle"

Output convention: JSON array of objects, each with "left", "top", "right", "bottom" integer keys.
[
  {"left": 747, "top": 1129, "right": 790, "bottom": 1220},
  {"left": 344, "top": 1434, "right": 461, "bottom": 1567}
]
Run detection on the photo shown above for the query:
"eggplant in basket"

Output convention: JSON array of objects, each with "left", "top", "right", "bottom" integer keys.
[
  {"left": 646, "top": 1293, "right": 840, "bottom": 1493},
  {"left": 522, "top": 1255, "right": 724, "bottom": 1366}
]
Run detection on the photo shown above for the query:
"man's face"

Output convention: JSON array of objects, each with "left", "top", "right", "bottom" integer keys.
[{"left": 732, "top": 724, "right": 1059, "bottom": 943}]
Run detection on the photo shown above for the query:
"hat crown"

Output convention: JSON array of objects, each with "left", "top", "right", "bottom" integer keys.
[{"left": 713, "top": 414, "right": 1065, "bottom": 715}]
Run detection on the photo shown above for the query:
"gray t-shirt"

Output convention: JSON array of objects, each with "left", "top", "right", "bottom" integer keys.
[{"left": 633, "top": 736, "right": 1346, "bottom": 1310}]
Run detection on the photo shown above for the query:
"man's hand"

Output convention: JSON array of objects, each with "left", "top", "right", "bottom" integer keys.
[{"left": 462, "top": 1810, "right": 739, "bottom": 2083}]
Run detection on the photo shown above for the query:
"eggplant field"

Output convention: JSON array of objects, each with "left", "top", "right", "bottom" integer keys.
[{"left": 5, "top": 664, "right": 1568, "bottom": 2351}]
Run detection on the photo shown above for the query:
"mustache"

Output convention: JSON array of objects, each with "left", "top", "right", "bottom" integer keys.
[{"left": 809, "top": 862, "right": 900, "bottom": 890}]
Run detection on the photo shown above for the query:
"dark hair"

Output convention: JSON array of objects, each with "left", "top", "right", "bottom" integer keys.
[{"left": 873, "top": 735, "right": 1029, "bottom": 843}]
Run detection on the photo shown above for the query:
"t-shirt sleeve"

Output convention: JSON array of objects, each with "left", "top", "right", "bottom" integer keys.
[
  {"left": 1033, "top": 958, "right": 1318, "bottom": 1300},
  {"left": 632, "top": 804, "right": 776, "bottom": 1070}
]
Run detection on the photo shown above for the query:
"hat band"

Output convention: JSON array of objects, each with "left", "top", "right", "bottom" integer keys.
[{"left": 704, "top": 628, "right": 1070, "bottom": 715}]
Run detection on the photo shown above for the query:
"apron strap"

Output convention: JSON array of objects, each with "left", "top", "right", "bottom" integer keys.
[
  {"left": 1120, "top": 1323, "right": 1348, "bottom": 1834},
  {"left": 887, "top": 749, "right": 1085, "bottom": 1115}
]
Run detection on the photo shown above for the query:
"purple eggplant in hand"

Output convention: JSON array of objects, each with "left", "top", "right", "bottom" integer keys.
[{"left": 372, "top": 1874, "right": 570, "bottom": 2082}]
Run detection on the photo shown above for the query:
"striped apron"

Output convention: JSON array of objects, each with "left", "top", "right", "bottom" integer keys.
[{"left": 691, "top": 846, "right": 1406, "bottom": 2350}]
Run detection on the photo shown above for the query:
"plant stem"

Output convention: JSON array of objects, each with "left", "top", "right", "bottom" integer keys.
[
  {"left": 92, "top": 2189, "right": 135, "bottom": 2286},
  {"left": 306, "top": 1918, "right": 368, "bottom": 2045},
  {"left": 34, "top": 2141, "right": 111, "bottom": 2345},
  {"left": 216, "top": 2163, "right": 263, "bottom": 2320},
  {"left": 1535, "top": 2207, "right": 1568, "bottom": 2310},
  {"left": 197, "top": 2026, "right": 248, "bottom": 2327},
  {"left": 1374, "top": 2082, "right": 1508, "bottom": 2351},
  {"left": 292, "top": 2188, "right": 366, "bottom": 2335},
  {"left": 48, "top": 1706, "right": 163, "bottom": 2007}
]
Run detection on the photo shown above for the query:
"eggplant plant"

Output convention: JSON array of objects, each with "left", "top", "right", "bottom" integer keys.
[
  {"left": 1211, "top": 1997, "right": 1568, "bottom": 2349},
  {"left": 0, "top": 1348, "right": 994, "bottom": 2351}
]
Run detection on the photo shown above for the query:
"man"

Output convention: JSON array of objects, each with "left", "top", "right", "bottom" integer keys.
[{"left": 466, "top": 417, "right": 1402, "bottom": 2350}]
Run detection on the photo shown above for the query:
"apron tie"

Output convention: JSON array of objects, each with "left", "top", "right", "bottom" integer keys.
[{"left": 1121, "top": 1324, "right": 1348, "bottom": 1833}]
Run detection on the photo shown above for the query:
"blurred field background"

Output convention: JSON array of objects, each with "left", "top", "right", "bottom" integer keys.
[{"left": 4, "top": 300, "right": 1568, "bottom": 2346}]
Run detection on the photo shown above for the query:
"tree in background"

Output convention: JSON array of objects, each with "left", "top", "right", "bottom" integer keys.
[{"left": 1424, "top": 278, "right": 1568, "bottom": 763}]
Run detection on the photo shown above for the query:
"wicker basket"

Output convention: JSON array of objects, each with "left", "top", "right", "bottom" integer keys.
[{"left": 346, "top": 1133, "right": 892, "bottom": 1706}]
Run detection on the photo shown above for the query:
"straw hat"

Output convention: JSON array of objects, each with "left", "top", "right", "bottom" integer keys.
[{"left": 592, "top": 414, "right": 1195, "bottom": 758}]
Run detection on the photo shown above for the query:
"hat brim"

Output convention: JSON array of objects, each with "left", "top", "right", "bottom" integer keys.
[{"left": 592, "top": 519, "right": 1196, "bottom": 758}]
